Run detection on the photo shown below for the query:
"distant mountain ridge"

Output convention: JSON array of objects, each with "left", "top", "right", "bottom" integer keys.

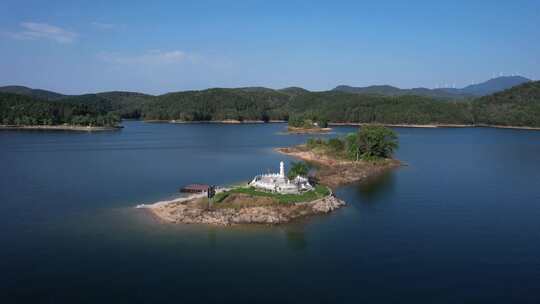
[
  {"left": 333, "top": 76, "right": 531, "bottom": 99},
  {"left": 1, "top": 75, "right": 531, "bottom": 101},
  {"left": 333, "top": 85, "right": 475, "bottom": 100},
  {"left": 459, "top": 76, "right": 531, "bottom": 96},
  {"left": 0, "top": 85, "right": 67, "bottom": 100}
]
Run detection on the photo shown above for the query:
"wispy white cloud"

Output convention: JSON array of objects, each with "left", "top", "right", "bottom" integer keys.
[
  {"left": 5, "top": 22, "right": 78, "bottom": 44},
  {"left": 91, "top": 22, "right": 121, "bottom": 31},
  {"left": 98, "top": 50, "right": 201, "bottom": 65}
]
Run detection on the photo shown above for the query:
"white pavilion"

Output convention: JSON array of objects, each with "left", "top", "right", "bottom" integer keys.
[{"left": 249, "top": 161, "right": 313, "bottom": 194}]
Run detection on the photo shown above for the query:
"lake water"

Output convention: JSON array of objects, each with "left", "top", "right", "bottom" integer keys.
[{"left": 1, "top": 121, "right": 540, "bottom": 303}]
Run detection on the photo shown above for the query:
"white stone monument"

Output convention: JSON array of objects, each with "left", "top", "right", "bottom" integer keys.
[{"left": 248, "top": 161, "right": 313, "bottom": 194}]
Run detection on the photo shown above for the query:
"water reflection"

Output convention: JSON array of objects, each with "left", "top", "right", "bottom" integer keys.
[
  {"left": 207, "top": 228, "right": 217, "bottom": 248},
  {"left": 284, "top": 226, "right": 307, "bottom": 251},
  {"left": 356, "top": 171, "right": 396, "bottom": 202}
]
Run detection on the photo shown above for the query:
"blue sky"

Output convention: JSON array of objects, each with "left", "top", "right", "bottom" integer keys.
[{"left": 0, "top": 0, "right": 539, "bottom": 95}]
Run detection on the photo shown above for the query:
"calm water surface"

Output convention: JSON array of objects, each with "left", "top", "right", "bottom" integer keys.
[{"left": 1, "top": 121, "right": 540, "bottom": 303}]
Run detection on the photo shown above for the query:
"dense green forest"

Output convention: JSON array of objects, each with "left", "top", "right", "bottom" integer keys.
[
  {"left": 1, "top": 81, "right": 539, "bottom": 127},
  {"left": 141, "top": 88, "right": 291, "bottom": 121},
  {"left": 287, "top": 92, "right": 473, "bottom": 125},
  {"left": 141, "top": 89, "right": 474, "bottom": 124},
  {"left": 0, "top": 92, "right": 120, "bottom": 126},
  {"left": 472, "top": 81, "right": 540, "bottom": 127}
]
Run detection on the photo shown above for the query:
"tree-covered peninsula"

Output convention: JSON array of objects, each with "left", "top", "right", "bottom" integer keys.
[{"left": 0, "top": 92, "right": 120, "bottom": 128}]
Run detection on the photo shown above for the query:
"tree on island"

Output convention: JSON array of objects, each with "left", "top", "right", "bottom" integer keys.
[
  {"left": 287, "top": 161, "right": 309, "bottom": 179},
  {"left": 345, "top": 133, "right": 361, "bottom": 161},
  {"left": 356, "top": 125, "right": 398, "bottom": 160},
  {"left": 304, "top": 125, "right": 398, "bottom": 161}
]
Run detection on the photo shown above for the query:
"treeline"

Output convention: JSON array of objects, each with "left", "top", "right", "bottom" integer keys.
[
  {"left": 1, "top": 81, "right": 539, "bottom": 127},
  {"left": 0, "top": 92, "right": 120, "bottom": 127}
]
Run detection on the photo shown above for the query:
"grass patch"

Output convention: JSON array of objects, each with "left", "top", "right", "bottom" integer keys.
[{"left": 214, "top": 185, "right": 330, "bottom": 204}]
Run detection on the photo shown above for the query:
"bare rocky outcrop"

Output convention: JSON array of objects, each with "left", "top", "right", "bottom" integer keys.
[{"left": 142, "top": 194, "right": 345, "bottom": 226}]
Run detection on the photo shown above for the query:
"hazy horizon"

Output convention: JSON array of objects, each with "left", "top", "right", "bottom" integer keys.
[{"left": 1, "top": 0, "right": 539, "bottom": 95}]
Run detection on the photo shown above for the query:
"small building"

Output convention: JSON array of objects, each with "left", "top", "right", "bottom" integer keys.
[
  {"left": 249, "top": 161, "right": 313, "bottom": 194},
  {"left": 180, "top": 184, "right": 210, "bottom": 194}
]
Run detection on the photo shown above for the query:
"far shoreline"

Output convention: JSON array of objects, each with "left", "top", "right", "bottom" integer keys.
[
  {"left": 0, "top": 124, "right": 123, "bottom": 132},
  {"left": 141, "top": 120, "right": 540, "bottom": 131},
  {"left": 144, "top": 119, "right": 287, "bottom": 124},
  {"left": 329, "top": 122, "right": 540, "bottom": 130}
]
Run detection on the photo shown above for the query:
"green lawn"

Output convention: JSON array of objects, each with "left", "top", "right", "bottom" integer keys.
[{"left": 214, "top": 185, "right": 330, "bottom": 204}]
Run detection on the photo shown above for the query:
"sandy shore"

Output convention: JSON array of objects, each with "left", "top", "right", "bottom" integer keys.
[
  {"left": 276, "top": 145, "right": 402, "bottom": 188},
  {"left": 0, "top": 125, "right": 122, "bottom": 131},
  {"left": 136, "top": 193, "right": 207, "bottom": 209}
]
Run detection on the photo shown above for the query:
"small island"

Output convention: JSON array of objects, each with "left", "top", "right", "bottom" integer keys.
[
  {"left": 278, "top": 125, "right": 401, "bottom": 188},
  {"left": 139, "top": 161, "right": 345, "bottom": 225},
  {"left": 138, "top": 125, "right": 400, "bottom": 225},
  {"left": 286, "top": 116, "right": 332, "bottom": 134}
]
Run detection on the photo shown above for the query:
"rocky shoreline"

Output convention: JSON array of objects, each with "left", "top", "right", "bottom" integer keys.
[
  {"left": 276, "top": 145, "right": 402, "bottom": 188},
  {"left": 139, "top": 193, "right": 345, "bottom": 225}
]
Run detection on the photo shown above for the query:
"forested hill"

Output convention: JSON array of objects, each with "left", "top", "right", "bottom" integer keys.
[
  {"left": 472, "top": 81, "right": 540, "bottom": 127},
  {"left": 0, "top": 85, "right": 66, "bottom": 100},
  {"left": 0, "top": 92, "right": 120, "bottom": 126},
  {"left": 1, "top": 80, "right": 539, "bottom": 128},
  {"left": 85, "top": 91, "right": 154, "bottom": 119},
  {"left": 139, "top": 88, "right": 473, "bottom": 124},
  {"left": 142, "top": 88, "right": 291, "bottom": 121},
  {"left": 286, "top": 92, "right": 473, "bottom": 125}
]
